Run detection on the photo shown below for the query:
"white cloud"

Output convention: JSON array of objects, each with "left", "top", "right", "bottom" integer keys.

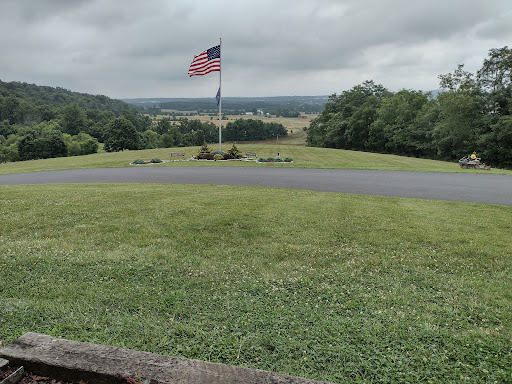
[{"left": 0, "top": 0, "right": 510, "bottom": 98}]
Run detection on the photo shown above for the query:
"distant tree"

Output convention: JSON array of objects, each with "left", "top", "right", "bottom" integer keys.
[
  {"left": 78, "top": 133, "right": 99, "bottom": 155},
  {"left": 0, "top": 119, "right": 16, "bottom": 137},
  {"left": 61, "top": 102, "right": 88, "bottom": 135},
  {"left": 159, "top": 133, "right": 174, "bottom": 148},
  {"left": 435, "top": 66, "right": 486, "bottom": 159},
  {"left": 0, "top": 142, "right": 19, "bottom": 163},
  {"left": 17, "top": 123, "right": 67, "bottom": 160},
  {"left": 142, "top": 130, "right": 159, "bottom": 149},
  {"left": 104, "top": 117, "right": 141, "bottom": 152},
  {"left": 307, "top": 81, "right": 392, "bottom": 150},
  {"left": 223, "top": 119, "right": 287, "bottom": 141},
  {"left": 0, "top": 96, "right": 30, "bottom": 124},
  {"left": 369, "top": 90, "right": 429, "bottom": 156},
  {"left": 156, "top": 118, "right": 171, "bottom": 135},
  {"left": 411, "top": 99, "right": 440, "bottom": 157},
  {"left": 64, "top": 132, "right": 100, "bottom": 155},
  {"left": 121, "top": 110, "right": 146, "bottom": 132},
  {"left": 37, "top": 104, "right": 58, "bottom": 122},
  {"left": 477, "top": 46, "right": 512, "bottom": 117},
  {"left": 85, "top": 110, "right": 116, "bottom": 141},
  {"left": 478, "top": 115, "right": 512, "bottom": 168}
]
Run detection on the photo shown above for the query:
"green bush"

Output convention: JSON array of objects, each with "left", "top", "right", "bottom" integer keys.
[
  {"left": 284, "top": 157, "right": 293, "bottom": 162},
  {"left": 197, "top": 143, "right": 212, "bottom": 159},
  {"left": 227, "top": 143, "right": 243, "bottom": 159},
  {"left": 213, "top": 153, "right": 224, "bottom": 161},
  {"left": 151, "top": 158, "right": 162, "bottom": 163},
  {"left": 133, "top": 159, "right": 145, "bottom": 164}
]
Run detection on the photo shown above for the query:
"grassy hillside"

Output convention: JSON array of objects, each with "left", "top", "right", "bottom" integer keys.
[
  {"left": 2, "top": 143, "right": 512, "bottom": 176},
  {"left": 1, "top": 184, "right": 511, "bottom": 383}
]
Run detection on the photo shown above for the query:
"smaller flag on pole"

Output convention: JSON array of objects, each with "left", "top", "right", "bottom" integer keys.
[
  {"left": 188, "top": 45, "right": 221, "bottom": 77},
  {"left": 216, "top": 88, "right": 221, "bottom": 106}
]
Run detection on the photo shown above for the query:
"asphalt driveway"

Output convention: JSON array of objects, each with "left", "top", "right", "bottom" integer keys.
[{"left": 0, "top": 167, "right": 511, "bottom": 206}]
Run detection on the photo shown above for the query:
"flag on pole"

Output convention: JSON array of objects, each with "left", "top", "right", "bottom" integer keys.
[
  {"left": 216, "top": 88, "right": 221, "bottom": 106},
  {"left": 188, "top": 45, "right": 221, "bottom": 77}
]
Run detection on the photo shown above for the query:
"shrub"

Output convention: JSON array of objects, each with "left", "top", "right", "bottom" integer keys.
[
  {"left": 151, "top": 158, "right": 162, "bottom": 163},
  {"left": 133, "top": 159, "right": 145, "bottom": 164},
  {"left": 213, "top": 150, "right": 225, "bottom": 155},
  {"left": 284, "top": 157, "right": 293, "bottom": 162},
  {"left": 197, "top": 143, "right": 212, "bottom": 159},
  {"left": 227, "top": 143, "right": 243, "bottom": 159},
  {"left": 223, "top": 153, "right": 234, "bottom": 160},
  {"left": 214, "top": 153, "right": 224, "bottom": 161},
  {"left": 202, "top": 153, "right": 214, "bottom": 160}
]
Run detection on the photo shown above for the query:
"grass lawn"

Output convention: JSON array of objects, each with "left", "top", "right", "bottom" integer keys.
[
  {"left": 1, "top": 143, "right": 511, "bottom": 176},
  {"left": 1, "top": 184, "right": 511, "bottom": 383}
]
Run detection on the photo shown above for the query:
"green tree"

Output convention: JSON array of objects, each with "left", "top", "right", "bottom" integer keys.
[
  {"left": 435, "top": 66, "right": 486, "bottom": 159},
  {"left": 308, "top": 81, "right": 392, "bottom": 149},
  {"left": 412, "top": 99, "right": 440, "bottom": 157},
  {"left": 156, "top": 118, "right": 171, "bottom": 135},
  {"left": 65, "top": 132, "right": 99, "bottom": 156},
  {"left": 17, "top": 123, "right": 67, "bottom": 160},
  {"left": 142, "top": 130, "right": 159, "bottom": 149},
  {"left": 159, "top": 133, "right": 174, "bottom": 148},
  {"left": 478, "top": 115, "right": 512, "bottom": 168},
  {"left": 61, "top": 102, "right": 88, "bottom": 135},
  {"left": 477, "top": 46, "right": 512, "bottom": 117},
  {"left": 85, "top": 110, "right": 116, "bottom": 141},
  {"left": 369, "top": 90, "right": 429, "bottom": 156},
  {"left": 0, "top": 119, "right": 16, "bottom": 137},
  {"left": 0, "top": 96, "right": 31, "bottom": 125},
  {"left": 104, "top": 117, "right": 141, "bottom": 152}
]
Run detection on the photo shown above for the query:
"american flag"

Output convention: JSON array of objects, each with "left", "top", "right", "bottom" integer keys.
[{"left": 188, "top": 45, "right": 221, "bottom": 77}]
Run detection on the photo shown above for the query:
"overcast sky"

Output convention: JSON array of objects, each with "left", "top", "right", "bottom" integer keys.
[{"left": 0, "top": 0, "right": 510, "bottom": 99}]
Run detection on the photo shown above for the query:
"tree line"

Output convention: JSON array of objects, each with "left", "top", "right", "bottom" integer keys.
[
  {"left": 0, "top": 80, "right": 288, "bottom": 162},
  {"left": 132, "top": 96, "right": 326, "bottom": 115},
  {"left": 223, "top": 119, "right": 288, "bottom": 141},
  {"left": 307, "top": 46, "right": 512, "bottom": 169}
]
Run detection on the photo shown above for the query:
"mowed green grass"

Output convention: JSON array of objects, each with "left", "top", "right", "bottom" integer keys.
[
  {"left": 1, "top": 184, "right": 511, "bottom": 383},
  {"left": 1, "top": 143, "right": 511, "bottom": 175}
]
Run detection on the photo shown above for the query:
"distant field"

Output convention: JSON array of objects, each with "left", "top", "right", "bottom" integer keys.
[{"left": 149, "top": 113, "right": 314, "bottom": 134}]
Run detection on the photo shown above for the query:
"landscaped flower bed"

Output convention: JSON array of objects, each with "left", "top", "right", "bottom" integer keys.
[
  {"left": 130, "top": 158, "right": 164, "bottom": 165},
  {"left": 258, "top": 157, "right": 293, "bottom": 163}
]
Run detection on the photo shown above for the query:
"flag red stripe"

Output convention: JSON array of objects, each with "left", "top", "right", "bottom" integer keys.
[
  {"left": 189, "top": 58, "right": 219, "bottom": 71},
  {"left": 188, "top": 46, "right": 221, "bottom": 77}
]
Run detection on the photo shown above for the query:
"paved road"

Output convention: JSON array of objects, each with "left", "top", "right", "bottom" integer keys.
[{"left": 1, "top": 167, "right": 511, "bottom": 206}]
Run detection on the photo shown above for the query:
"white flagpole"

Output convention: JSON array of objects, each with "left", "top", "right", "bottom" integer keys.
[{"left": 218, "top": 38, "right": 222, "bottom": 152}]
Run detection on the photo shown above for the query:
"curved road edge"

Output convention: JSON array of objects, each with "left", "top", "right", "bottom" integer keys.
[{"left": 0, "top": 167, "right": 511, "bottom": 206}]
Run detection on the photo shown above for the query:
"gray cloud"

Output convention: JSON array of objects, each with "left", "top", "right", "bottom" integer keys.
[{"left": 0, "top": 0, "right": 510, "bottom": 98}]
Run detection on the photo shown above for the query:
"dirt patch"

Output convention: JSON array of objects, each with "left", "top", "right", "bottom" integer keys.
[{"left": 1, "top": 365, "right": 88, "bottom": 384}]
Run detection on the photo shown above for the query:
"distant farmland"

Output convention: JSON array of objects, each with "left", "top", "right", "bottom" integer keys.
[{"left": 149, "top": 113, "right": 314, "bottom": 134}]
